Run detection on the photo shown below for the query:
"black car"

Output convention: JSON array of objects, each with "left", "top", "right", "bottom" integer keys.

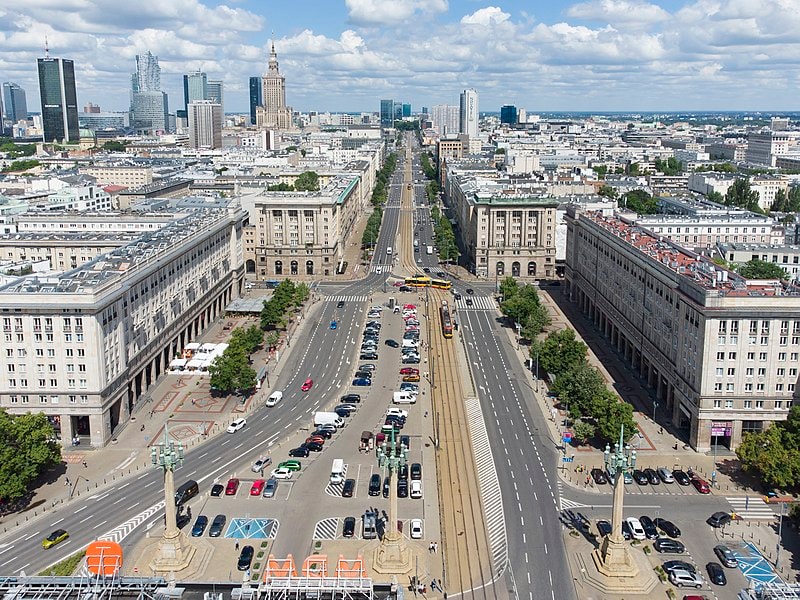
[
  {"left": 398, "top": 464, "right": 409, "bottom": 480},
  {"left": 342, "top": 479, "right": 355, "bottom": 498},
  {"left": 401, "top": 435, "right": 410, "bottom": 449},
  {"left": 210, "top": 483, "right": 224, "bottom": 497},
  {"left": 706, "top": 561, "right": 727, "bottom": 586},
  {"left": 654, "top": 537, "right": 685, "bottom": 554},
  {"left": 632, "top": 469, "right": 649, "bottom": 485},
  {"left": 423, "top": 267, "right": 431, "bottom": 273},
  {"left": 402, "top": 357, "right": 420, "bottom": 364},
  {"left": 663, "top": 560, "right": 697, "bottom": 574},
  {"left": 466, "top": 288, "right": 474, "bottom": 295},
  {"left": 191, "top": 515, "right": 209, "bottom": 537},
  {"left": 302, "top": 441, "right": 324, "bottom": 452},
  {"left": 639, "top": 515, "right": 659, "bottom": 539},
  {"left": 673, "top": 469, "right": 691, "bottom": 486},
  {"left": 360, "top": 352, "right": 378, "bottom": 360},
  {"left": 342, "top": 516, "right": 356, "bottom": 538},
  {"left": 590, "top": 468, "right": 608, "bottom": 485},
  {"left": 354, "top": 370, "right": 372, "bottom": 380},
  {"left": 410, "top": 463, "right": 422, "bottom": 480},
  {"left": 237, "top": 545, "right": 254, "bottom": 571},
  {"left": 335, "top": 407, "right": 351, "bottom": 418},
  {"left": 399, "top": 286, "right": 412, "bottom": 292},
  {"left": 654, "top": 518, "right": 681, "bottom": 538},
  {"left": 209, "top": 514, "right": 227, "bottom": 537},
  {"left": 397, "top": 479, "right": 409, "bottom": 498},
  {"left": 465, "top": 298, "right": 473, "bottom": 306},
  {"left": 341, "top": 393, "right": 361, "bottom": 403},
  {"left": 366, "top": 321, "right": 381, "bottom": 329},
  {"left": 385, "top": 339, "right": 400, "bottom": 348},
  {"left": 369, "top": 474, "right": 381, "bottom": 496},
  {"left": 337, "top": 300, "right": 345, "bottom": 308},
  {"left": 383, "top": 477, "right": 390, "bottom": 498},
  {"left": 289, "top": 446, "right": 310, "bottom": 458},
  {"left": 596, "top": 519, "right": 612, "bottom": 537},
  {"left": 621, "top": 520, "right": 632, "bottom": 540},
  {"left": 313, "top": 429, "right": 333, "bottom": 439},
  {"left": 644, "top": 468, "right": 660, "bottom": 485},
  {"left": 707, "top": 511, "right": 732, "bottom": 528}
]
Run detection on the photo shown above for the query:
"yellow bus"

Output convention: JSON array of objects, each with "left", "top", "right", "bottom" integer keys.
[
  {"left": 430, "top": 278, "right": 452, "bottom": 290},
  {"left": 404, "top": 275, "right": 431, "bottom": 288}
]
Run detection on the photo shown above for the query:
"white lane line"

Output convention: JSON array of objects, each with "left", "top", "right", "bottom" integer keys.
[
  {"left": 74, "top": 506, "right": 87, "bottom": 513},
  {"left": 79, "top": 514, "right": 93, "bottom": 523},
  {"left": 23, "top": 531, "right": 40, "bottom": 541}
]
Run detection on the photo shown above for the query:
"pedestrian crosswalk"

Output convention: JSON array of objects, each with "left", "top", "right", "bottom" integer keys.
[
  {"left": 726, "top": 496, "right": 776, "bottom": 520},
  {"left": 326, "top": 295, "right": 369, "bottom": 303},
  {"left": 454, "top": 296, "right": 496, "bottom": 311},
  {"left": 99, "top": 501, "right": 164, "bottom": 543}
]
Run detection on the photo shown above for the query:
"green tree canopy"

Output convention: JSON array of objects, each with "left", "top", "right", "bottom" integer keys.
[
  {"left": 707, "top": 190, "right": 724, "bottom": 204},
  {"left": 621, "top": 189, "right": 659, "bottom": 214},
  {"left": 552, "top": 362, "right": 607, "bottom": 418},
  {"left": 101, "top": 140, "right": 126, "bottom": 152},
  {"left": 594, "top": 395, "right": 637, "bottom": 444},
  {"left": 737, "top": 416, "right": 800, "bottom": 490},
  {"left": 294, "top": 171, "right": 320, "bottom": 192},
  {"left": 267, "top": 182, "right": 293, "bottom": 192},
  {"left": 0, "top": 411, "right": 61, "bottom": 502},
  {"left": 208, "top": 346, "right": 256, "bottom": 393},
  {"left": 571, "top": 419, "right": 596, "bottom": 444},
  {"left": 2, "top": 159, "right": 40, "bottom": 173},
  {"left": 594, "top": 165, "right": 608, "bottom": 180},
  {"left": 724, "top": 178, "right": 762, "bottom": 213},
  {"left": 500, "top": 284, "right": 550, "bottom": 339},
  {"left": 533, "top": 328, "right": 588, "bottom": 378},
  {"left": 737, "top": 259, "right": 788, "bottom": 280},
  {"left": 598, "top": 185, "right": 618, "bottom": 199},
  {"left": 654, "top": 157, "right": 683, "bottom": 176}
]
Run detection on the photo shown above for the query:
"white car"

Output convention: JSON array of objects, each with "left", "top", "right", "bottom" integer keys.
[
  {"left": 625, "top": 517, "right": 646, "bottom": 541},
  {"left": 271, "top": 467, "right": 293, "bottom": 480},
  {"left": 410, "top": 480, "right": 423, "bottom": 499},
  {"left": 251, "top": 456, "right": 272, "bottom": 473},
  {"left": 265, "top": 391, "right": 283, "bottom": 407},
  {"left": 409, "top": 518, "right": 423, "bottom": 539},
  {"left": 227, "top": 418, "right": 247, "bottom": 433},
  {"left": 386, "top": 408, "right": 409, "bottom": 419}
]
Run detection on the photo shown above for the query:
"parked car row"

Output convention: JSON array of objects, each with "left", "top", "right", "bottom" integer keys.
[{"left": 590, "top": 466, "right": 711, "bottom": 493}]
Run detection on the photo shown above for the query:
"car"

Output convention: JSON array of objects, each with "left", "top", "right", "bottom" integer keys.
[
  {"left": 341, "top": 393, "right": 361, "bottom": 403},
  {"left": 596, "top": 520, "right": 612, "bottom": 537},
  {"left": 706, "top": 562, "right": 726, "bottom": 586},
  {"left": 352, "top": 378, "right": 372, "bottom": 386},
  {"left": 691, "top": 477, "right": 711, "bottom": 494},
  {"left": 654, "top": 537, "right": 686, "bottom": 553},
  {"left": 279, "top": 460, "right": 302, "bottom": 471},
  {"left": 334, "top": 407, "right": 352, "bottom": 418},
  {"left": 466, "top": 288, "right": 474, "bottom": 295},
  {"left": 658, "top": 467, "right": 675, "bottom": 483},
  {"left": 402, "top": 356, "right": 420, "bottom": 364},
  {"left": 399, "top": 383, "right": 419, "bottom": 393},
  {"left": 250, "top": 479, "right": 266, "bottom": 496},
  {"left": 342, "top": 478, "right": 356, "bottom": 498},
  {"left": 632, "top": 469, "right": 649, "bottom": 485},
  {"left": 369, "top": 474, "right": 382, "bottom": 496},
  {"left": 644, "top": 468, "right": 660, "bottom": 485},
  {"left": 210, "top": 483, "right": 224, "bottom": 497},
  {"left": 410, "top": 480, "right": 423, "bottom": 499},
  {"left": 713, "top": 544, "right": 738, "bottom": 568},
  {"left": 360, "top": 352, "right": 379, "bottom": 360},
  {"left": 465, "top": 298, "right": 473, "bottom": 306},
  {"left": 359, "top": 364, "right": 377, "bottom": 372},
  {"left": 305, "top": 435, "right": 326, "bottom": 445},
  {"left": 423, "top": 267, "right": 431, "bottom": 273},
  {"left": 626, "top": 517, "right": 646, "bottom": 540},
  {"left": 342, "top": 516, "right": 356, "bottom": 538},
  {"left": 403, "top": 374, "right": 421, "bottom": 382},
  {"left": 209, "top": 514, "right": 227, "bottom": 537},
  {"left": 227, "top": 418, "right": 247, "bottom": 433},
  {"left": 301, "top": 378, "right": 314, "bottom": 392},
  {"left": 399, "top": 286, "right": 412, "bottom": 292},
  {"left": 410, "top": 518, "right": 423, "bottom": 539},
  {"left": 329, "top": 320, "right": 337, "bottom": 330},
  {"left": 337, "top": 300, "right": 345, "bottom": 308},
  {"left": 654, "top": 518, "right": 681, "bottom": 538},
  {"left": 673, "top": 469, "right": 691, "bottom": 486},
  {"left": 354, "top": 370, "right": 372, "bottom": 380},
  {"left": 385, "top": 418, "right": 404, "bottom": 430},
  {"left": 361, "top": 343, "right": 378, "bottom": 351},
  {"left": 42, "top": 529, "right": 69, "bottom": 549},
  {"left": 639, "top": 515, "right": 659, "bottom": 539},
  {"left": 289, "top": 446, "right": 310, "bottom": 458},
  {"left": 251, "top": 457, "right": 272, "bottom": 473},
  {"left": 708, "top": 511, "right": 732, "bottom": 528},
  {"left": 621, "top": 520, "right": 633, "bottom": 540},
  {"left": 398, "top": 464, "right": 409, "bottom": 480},
  {"left": 313, "top": 428, "right": 333, "bottom": 439},
  {"left": 263, "top": 477, "right": 278, "bottom": 498},
  {"left": 237, "top": 545, "right": 255, "bottom": 571},
  {"left": 400, "top": 435, "right": 410, "bottom": 449},
  {"left": 669, "top": 568, "right": 704, "bottom": 588},
  {"left": 403, "top": 304, "right": 417, "bottom": 310},
  {"left": 365, "top": 321, "right": 381, "bottom": 329},
  {"left": 400, "top": 367, "right": 419, "bottom": 375},
  {"left": 663, "top": 560, "right": 697, "bottom": 575},
  {"left": 271, "top": 467, "right": 293, "bottom": 479},
  {"left": 387, "top": 407, "right": 409, "bottom": 419},
  {"left": 410, "top": 462, "right": 422, "bottom": 480},
  {"left": 316, "top": 423, "right": 337, "bottom": 433},
  {"left": 397, "top": 479, "right": 409, "bottom": 498},
  {"left": 383, "top": 476, "right": 390, "bottom": 497},
  {"left": 367, "top": 312, "right": 381, "bottom": 319},
  {"left": 225, "top": 478, "right": 240, "bottom": 495},
  {"left": 590, "top": 468, "right": 608, "bottom": 485},
  {"left": 385, "top": 339, "right": 400, "bottom": 348},
  {"left": 190, "top": 515, "right": 209, "bottom": 537}
]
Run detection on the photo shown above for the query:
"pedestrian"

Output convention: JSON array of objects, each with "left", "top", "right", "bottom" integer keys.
[
  {"left": 187, "top": 507, "right": 192, "bottom": 518},
  {"left": 433, "top": 541, "right": 438, "bottom": 553},
  {"left": 673, "top": 442, "right": 679, "bottom": 450},
  {"left": 235, "top": 541, "right": 239, "bottom": 551},
  {"left": 424, "top": 411, "right": 428, "bottom": 418},
  {"left": 428, "top": 542, "right": 434, "bottom": 553},
  {"left": 64, "top": 477, "right": 70, "bottom": 486},
  {"left": 82, "top": 460, "right": 87, "bottom": 468}
]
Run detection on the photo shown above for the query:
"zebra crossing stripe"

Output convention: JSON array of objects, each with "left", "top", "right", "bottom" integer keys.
[
  {"left": 324, "top": 465, "right": 348, "bottom": 497},
  {"left": 98, "top": 501, "right": 165, "bottom": 544},
  {"left": 726, "top": 497, "right": 776, "bottom": 520},
  {"left": 313, "top": 517, "right": 340, "bottom": 540},
  {"left": 464, "top": 395, "right": 508, "bottom": 574},
  {"left": 455, "top": 297, "right": 496, "bottom": 311},
  {"left": 326, "top": 295, "right": 368, "bottom": 302}
]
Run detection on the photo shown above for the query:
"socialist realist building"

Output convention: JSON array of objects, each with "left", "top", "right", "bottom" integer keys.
[{"left": 565, "top": 207, "right": 800, "bottom": 451}]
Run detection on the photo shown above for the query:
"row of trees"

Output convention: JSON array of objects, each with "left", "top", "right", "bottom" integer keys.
[
  {"left": 737, "top": 258, "right": 789, "bottom": 280},
  {"left": 0, "top": 138, "right": 37, "bottom": 158},
  {"left": 420, "top": 151, "right": 437, "bottom": 180},
  {"left": 532, "top": 328, "right": 637, "bottom": 445},
  {"left": 265, "top": 171, "right": 321, "bottom": 192},
  {"left": 619, "top": 189, "right": 659, "bottom": 214},
  {"left": 654, "top": 157, "right": 684, "bottom": 175},
  {"left": 260, "top": 279, "right": 310, "bottom": 330},
  {"left": 770, "top": 186, "right": 800, "bottom": 213},
  {"left": 737, "top": 406, "right": 800, "bottom": 489},
  {"left": 498, "top": 277, "right": 550, "bottom": 341},
  {"left": 2, "top": 159, "right": 40, "bottom": 173},
  {"left": 370, "top": 153, "right": 397, "bottom": 206},
  {"left": 361, "top": 206, "right": 384, "bottom": 249},
  {"left": 0, "top": 411, "right": 61, "bottom": 503},
  {"left": 208, "top": 325, "right": 264, "bottom": 393},
  {"left": 430, "top": 204, "right": 459, "bottom": 263}
]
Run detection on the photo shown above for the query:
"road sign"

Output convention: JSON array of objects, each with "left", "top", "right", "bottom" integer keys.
[
  {"left": 562, "top": 432, "right": 573, "bottom": 443},
  {"left": 562, "top": 456, "right": 574, "bottom": 463}
]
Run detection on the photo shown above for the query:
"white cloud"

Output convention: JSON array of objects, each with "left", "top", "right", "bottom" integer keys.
[
  {"left": 460, "top": 7, "right": 510, "bottom": 26},
  {"left": 567, "top": 0, "right": 670, "bottom": 25},
  {"left": 345, "top": 0, "right": 448, "bottom": 26}
]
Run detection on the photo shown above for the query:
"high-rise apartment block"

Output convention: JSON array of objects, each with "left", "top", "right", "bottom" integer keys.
[
  {"left": 459, "top": 88, "right": 479, "bottom": 138},
  {"left": 256, "top": 41, "right": 292, "bottom": 130},
  {"left": 37, "top": 56, "right": 79, "bottom": 143},
  {"left": 188, "top": 101, "right": 222, "bottom": 149},
  {"left": 2, "top": 82, "right": 28, "bottom": 125},
  {"left": 431, "top": 104, "right": 460, "bottom": 136}
]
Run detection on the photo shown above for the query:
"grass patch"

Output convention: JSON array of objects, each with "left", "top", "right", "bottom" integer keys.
[
  {"left": 260, "top": 541, "right": 269, "bottom": 548},
  {"left": 666, "top": 589, "right": 676, "bottom": 599},
  {"left": 253, "top": 563, "right": 261, "bottom": 570},
  {"left": 643, "top": 544, "right": 652, "bottom": 555},
  {"left": 38, "top": 550, "right": 86, "bottom": 576}
]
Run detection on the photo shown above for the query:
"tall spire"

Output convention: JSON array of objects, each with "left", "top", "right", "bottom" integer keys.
[
  {"left": 44, "top": 36, "right": 50, "bottom": 58},
  {"left": 267, "top": 36, "right": 279, "bottom": 75}
]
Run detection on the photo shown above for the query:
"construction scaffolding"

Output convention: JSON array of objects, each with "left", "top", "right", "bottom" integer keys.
[
  {"left": 739, "top": 582, "right": 800, "bottom": 600},
  {"left": 0, "top": 575, "right": 166, "bottom": 600}
]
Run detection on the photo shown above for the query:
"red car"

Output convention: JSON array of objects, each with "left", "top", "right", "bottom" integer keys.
[
  {"left": 305, "top": 435, "right": 325, "bottom": 446},
  {"left": 301, "top": 378, "right": 313, "bottom": 392},
  {"left": 225, "top": 478, "right": 240, "bottom": 495},
  {"left": 403, "top": 304, "right": 416, "bottom": 310},
  {"left": 399, "top": 367, "right": 419, "bottom": 375},
  {"left": 250, "top": 479, "right": 266, "bottom": 496},
  {"left": 691, "top": 477, "right": 711, "bottom": 494}
]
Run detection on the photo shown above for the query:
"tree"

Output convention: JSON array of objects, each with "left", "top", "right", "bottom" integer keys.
[
  {"left": 707, "top": 190, "right": 724, "bottom": 204},
  {"left": 770, "top": 189, "right": 789, "bottom": 213},
  {"left": 208, "top": 347, "right": 256, "bottom": 393},
  {"left": 294, "top": 171, "right": 320, "bottom": 192},
  {"left": 724, "top": 178, "right": 762, "bottom": 213},
  {"left": 0, "top": 411, "right": 61, "bottom": 502},
  {"left": 499, "top": 277, "right": 519, "bottom": 301},
  {"left": 533, "top": 328, "right": 588, "bottom": 378},
  {"left": 265, "top": 331, "right": 280, "bottom": 350},
  {"left": 737, "top": 259, "right": 788, "bottom": 280},
  {"left": 551, "top": 362, "right": 605, "bottom": 418},
  {"left": 267, "top": 183, "right": 293, "bottom": 192},
  {"left": 628, "top": 162, "right": 640, "bottom": 176},
  {"left": 598, "top": 185, "right": 618, "bottom": 199},
  {"left": 594, "top": 165, "right": 608, "bottom": 180},
  {"left": 621, "top": 189, "right": 659, "bottom": 214},
  {"left": 2, "top": 159, "right": 40, "bottom": 173},
  {"left": 101, "top": 140, "right": 126, "bottom": 152},
  {"left": 594, "top": 396, "right": 638, "bottom": 444},
  {"left": 654, "top": 157, "right": 683, "bottom": 176},
  {"left": 571, "top": 419, "right": 596, "bottom": 445},
  {"left": 737, "top": 426, "right": 800, "bottom": 490},
  {"left": 521, "top": 303, "right": 551, "bottom": 341}
]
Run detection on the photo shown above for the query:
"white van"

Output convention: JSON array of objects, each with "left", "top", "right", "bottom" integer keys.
[
  {"left": 393, "top": 391, "right": 416, "bottom": 404},
  {"left": 265, "top": 391, "right": 283, "bottom": 407},
  {"left": 387, "top": 246, "right": 393, "bottom": 255},
  {"left": 330, "top": 459, "right": 345, "bottom": 485},
  {"left": 402, "top": 338, "right": 419, "bottom": 348}
]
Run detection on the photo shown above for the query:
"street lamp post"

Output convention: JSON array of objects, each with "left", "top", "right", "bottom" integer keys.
[
  {"left": 373, "top": 429, "right": 412, "bottom": 573},
  {"left": 534, "top": 347, "right": 540, "bottom": 393},
  {"left": 652, "top": 400, "right": 658, "bottom": 423},
  {"left": 711, "top": 426, "right": 718, "bottom": 487},
  {"left": 515, "top": 322, "right": 521, "bottom": 351}
]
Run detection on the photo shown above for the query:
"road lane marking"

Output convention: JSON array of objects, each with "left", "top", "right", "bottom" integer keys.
[
  {"left": 74, "top": 506, "right": 87, "bottom": 513},
  {"left": 79, "top": 515, "right": 93, "bottom": 523},
  {"left": 23, "top": 531, "right": 40, "bottom": 541}
]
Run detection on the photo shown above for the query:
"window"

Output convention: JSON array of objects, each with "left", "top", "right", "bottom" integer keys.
[
  {"left": 779, "top": 352, "right": 787, "bottom": 361},
  {"left": 745, "top": 383, "right": 753, "bottom": 391},
  {"left": 716, "top": 352, "right": 725, "bottom": 360},
  {"left": 757, "top": 383, "right": 765, "bottom": 391},
  {"left": 727, "top": 368, "right": 736, "bottom": 376},
  {"left": 761, "top": 336, "right": 769, "bottom": 345},
  {"left": 759, "top": 352, "right": 768, "bottom": 361},
  {"left": 756, "top": 400, "right": 764, "bottom": 409},
  {"left": 744, "top": 400, "right": 752, "bottom": 408},
  {"left": 776, "top": 400, "right": 784, "bottom": 409},
  {"left": 746, "top": 368, "right": 754, "bottom": 376},
  {"left": 778, "top": 368, "right": 786, "bottom": 377},
  {"left": 713, "top": 399, "right": 722, "bottom": 408},
  {"left": 776, "top": 384, "right": 784, "bottom": 392},
  {"left": 714, "top": 383, "right": 723, "bottom": 391},
  {"left": 726, "top": 383, "right": 735, "bottom": 392},
  {"left": 758, "top": 368, "right": 767, "bottom": 376},
  {"left": 728, "top": 352, "right": 736, "bottom": 360},
  {"left": 747, "top": 352, "right": 755, "bottom": 360},
  {"left": 725, "top": 399, "right": 733, "bottom": 408},
  {"left": 715, "top": 368, "right": 724, "bottom": 376}
]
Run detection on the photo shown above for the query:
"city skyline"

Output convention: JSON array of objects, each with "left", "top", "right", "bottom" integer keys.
[{"left": 0, "top": 0, "right": 797, "bottom": 115}]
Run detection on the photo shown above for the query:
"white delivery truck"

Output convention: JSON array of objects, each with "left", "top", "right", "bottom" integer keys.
[
  {"left": 265, "top": 390, "right": 283, "bottom": 407},
  {"left": 393, "top": 391, "right": 416, "bottom": 404},
  {"left": 314, "top": 411, "right": 345, "bottom": 428},
  {"left": 330, "top": 459, "right": 345, "bottom": 485},
  {"left": 426, "top": 245, "right": 433, "bottom": 255}
]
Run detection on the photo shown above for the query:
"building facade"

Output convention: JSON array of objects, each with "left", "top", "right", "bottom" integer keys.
[
  {"left": 188, "top": 101, "right": 222, "bottom": 149},
  {"left": 2, "top": 82, "right": 27, "bottom": 126},
  {"left": 256, "top": 41, "right": 292, "bottom": 130},
  {"left": 459, "top": 89, "right": 479, "bottom": 138},
  {"left": 79, "top": 165, "right": 153, "bottom": 187},
  {"left": 500, "top": 105, "right": 518, "bottom": 125},
  {"left": 565, "top": 208, "right": 800, "bottom": 451},
  {"left": 37, "top": 57, "right": 79, "bottom": 143},
  {"left": 130, "top": 52, "right": 169, "bottom": 134},
  {"left": 249, "top": 77, "right": 263, "bottom": 125}
]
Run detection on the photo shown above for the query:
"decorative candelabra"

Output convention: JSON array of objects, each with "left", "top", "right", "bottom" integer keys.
[{"left": 373, "top": 428, "right": 412, "bottom": 573}]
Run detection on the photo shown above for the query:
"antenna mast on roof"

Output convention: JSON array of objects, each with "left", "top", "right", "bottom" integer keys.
[{"left": 44, "top": 36, "right": 50, "bottom": 58}]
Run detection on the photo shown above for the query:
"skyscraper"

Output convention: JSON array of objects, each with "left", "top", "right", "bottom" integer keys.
[
  {"left": 402, "top": 103, "right": 412, "bottom": 118},
  {"left": 500, "top": 105, "right": 518, "bottom": 125},
  {"left": 380, "top": 99, "right": 394, "bottom": 128},
  {"left": 37, "top": 56, "right": 79, "bottom": 143},
  {"left": 249, "top": 77, "right": 263, "bottom": 125},
  {"left": 2, "top": 82, "right": 28, "bottom": 124},
  {"left": 431, "top": 104, "right": 459, "bottom": 136},
  {"left": 256, "top": 40, "right": 292, "bottom": 130},
  {"left": 207, "top": 80, "right": 224, "bottom": 128},
  {"left": 188, "top": 101, "right": 222, "bottom": 149},
  {"left": 183, "top": 71, "right": 208, "bottom": 113},
  {"left": 459, "top": 88, "right": 479, "bottom": 138},
  {"left": 132, "top": 51, "right": 160, "bottom": 92},
  {"left": 130, "top": 52, "right": 168, "bottom": 134}
]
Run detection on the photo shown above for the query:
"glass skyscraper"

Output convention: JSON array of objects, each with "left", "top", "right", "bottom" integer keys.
[
  {"left": 2, "top": 82, "right": 27, "bottom": 125},
  {"left": 249, "top": 77, "right": 262, "bottom": 125},
  {"left": 37, "top": 57, "right": 79, "bottom": 143}
]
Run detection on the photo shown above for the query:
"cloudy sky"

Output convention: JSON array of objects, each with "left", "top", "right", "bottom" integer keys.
[{"left": 1, "top": 0, "right": 798, "bottom": 115}]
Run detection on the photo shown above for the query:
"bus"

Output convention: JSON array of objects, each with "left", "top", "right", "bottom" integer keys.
[
  {"left": 405, "top": 275, "right": 431, "bottom": 288},
  {"left": 440, "top": 300, "right": 453, "bottom": 338},
  {"left": 430, "top": 278, "right": 452, "bottom": 290},
  {"left": 426, "top": 245, "right": 434, "bottom": 255}
]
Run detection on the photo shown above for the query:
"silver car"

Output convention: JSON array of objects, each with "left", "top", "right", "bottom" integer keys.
[
  {"left": 657, "top": 467, "right": 674, "bottom": 483},
  {"left": 262, "top": 477, "right": 278, "bottom": 498},
  {"left": 668, "top": 568, "right": 703, "bottom": 588}
]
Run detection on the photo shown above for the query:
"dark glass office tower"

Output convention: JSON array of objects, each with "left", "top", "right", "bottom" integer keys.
[
  {"left": 37, "top": 57, "right": 79, "bottom": 143},
  {"left": 249, "top": 77, "right": 262, "bottom": 125}
]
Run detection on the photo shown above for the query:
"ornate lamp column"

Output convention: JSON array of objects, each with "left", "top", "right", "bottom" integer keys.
[
  {"left": 373, "top": 429, "right": 412, "bottom": 573},
  {"left": 150, "top": 424, "right": 196, "bottom": 573},
  {"left": 592, "top": 425, "right": 638, "bottom": 577}
]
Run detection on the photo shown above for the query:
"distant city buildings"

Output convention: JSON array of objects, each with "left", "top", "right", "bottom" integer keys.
[
  {"left": 256, "top": 41, "right": 292, "bottom": 130},
  {"left": 431, "top": 104, "right": 459, "bottom": 136},
  {"left": 2, "top": 82, "right": 28, "bottom": 129},
  {"left": 249, "top": 77, "right": 263, "bottom": 125},
  {"left": 130, "top": 51, "right": 169, "bottom": 134},
  {"left": 459, "top": 88, "right": 479, "bottom": 138},
  {"left": 37, "top": 55, "right": 79, "bottom": 143},
  {"left": 500, "top": 104, "right": 517, "bottom": 125},
  {"left": 188, "top": 100, "right": 222, "bottom": 149}
]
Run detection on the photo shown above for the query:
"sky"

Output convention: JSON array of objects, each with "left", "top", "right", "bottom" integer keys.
[{"left": 1, "top": 0, "right": 799, "bottom": 115}]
